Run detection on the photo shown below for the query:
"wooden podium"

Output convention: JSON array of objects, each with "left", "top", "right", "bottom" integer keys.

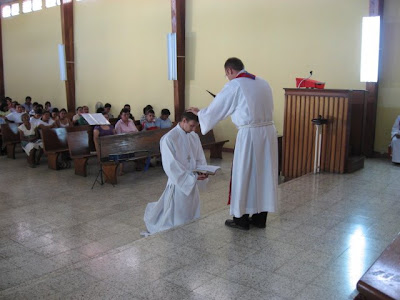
[{"left": 282, "top": 88, "right": 367, "bottom": 179}]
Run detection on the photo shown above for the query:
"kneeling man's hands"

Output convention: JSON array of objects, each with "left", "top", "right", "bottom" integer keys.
[{"left": 197, "top": 173, "right": 209, "bottom": 180}]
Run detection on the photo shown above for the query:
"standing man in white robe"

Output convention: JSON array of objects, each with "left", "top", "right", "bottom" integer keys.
[
  {"left": 189, "top": 57, "right": 278, "bottom": 230},
  {"left": 391, "top": 115, "right": 400, "bottom": 163},
  {"left": 144, "top": 112, "right": 209, "bottom": 234}
]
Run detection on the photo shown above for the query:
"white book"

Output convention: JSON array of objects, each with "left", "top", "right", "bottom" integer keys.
[
  {"left": 81, "top": 113, "right": 110, "bottom": 125},
  {"left": 193, "top": 165, "right": 221, "bottom": 175}
]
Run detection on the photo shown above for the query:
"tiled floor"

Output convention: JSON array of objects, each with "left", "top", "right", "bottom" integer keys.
[{"left": 0, "top": 149, "right": 399, "bottom": 299}]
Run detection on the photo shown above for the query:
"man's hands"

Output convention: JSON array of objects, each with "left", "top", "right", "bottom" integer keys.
[
  {"left": 187, "top": 107, "right": 200, "bottom": 116},
  {"left": 197, "top": 173, "right": 209, "bottom": 180}
]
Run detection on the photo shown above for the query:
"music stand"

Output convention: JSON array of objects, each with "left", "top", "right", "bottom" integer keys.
[{"left": 91, "top": 136, "right": 106, "bottom": 189}]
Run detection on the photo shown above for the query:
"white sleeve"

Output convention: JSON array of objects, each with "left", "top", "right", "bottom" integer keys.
[
  {"left": 194, "top": 135, "right": 209, "bottom": 189},
  {"left": 161, "top": 136, "right": 197, "bottom": 196},
  {"left": 391, "top": 116, "right": 400, "bottom": 138},
  {"left": 197, "top": 81, "right": 239, "bottom": 135}
]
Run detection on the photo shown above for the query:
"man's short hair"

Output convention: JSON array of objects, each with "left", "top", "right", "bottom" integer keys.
[
  {"left": 161, "top": 109, "right": 170, "bottom": 116},
  {"left": 25, "top": 96, "right": 32, "bottom": 101},
  {"left": 104, "top": 103, "right": 111, "bottom": 108},
  {"left": 52, "top": 107, "right": 59, "bottom": 113},
  {"left": 224, "top": 57, "right": 244, "bottom": 71},
  {"left": 96, "top": 107, "right": 105, "bottom": 113},
  {"left": 181, "top": 111, "right": 199, "bottom": 122},
  {"left": 76, "top": 106, "right": 82, "bottom": 111},
  {"left": 124, "top": 104, "right": 130, "bottom": 108}
]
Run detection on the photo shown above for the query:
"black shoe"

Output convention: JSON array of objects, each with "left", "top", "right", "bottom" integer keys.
[
  {"left": 225, "top": 219, "right": 250, "bottom": 230},
  {"left": 250, "top": 212, "right": 268, "bottom": 228},
  {"left": 225, "top": 214, "right": 250, "bottom": 231}
]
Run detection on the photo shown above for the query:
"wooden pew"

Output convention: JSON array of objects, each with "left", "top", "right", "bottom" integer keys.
[
  {"left": 356, "top": 232, "right": 400, "bottom": 300},
  {"left": 1, "top": 123, "right": 20, "bottom": 159},
  {"left": 67, "top": 130, "right": 96, "bottom": 177},
  {"left": 196, "top": 128, "right": 229, "bottom": 159},
  {"left": 41, "top": 127, "right": 69, "bottom": 170},
  {"left": 99, "top": 128, "right": 171, "bottom": 184},
  {"left": 67, "top": 125, "right": 95, "bottom": 152}
]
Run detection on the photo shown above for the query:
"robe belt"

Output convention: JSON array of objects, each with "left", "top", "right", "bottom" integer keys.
[{"left": 238, "top": 121, "right": 274, "bottom": 129}]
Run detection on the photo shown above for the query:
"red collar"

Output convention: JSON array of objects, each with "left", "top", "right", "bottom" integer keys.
[{"left": 235, "top": 72, "right": 256, "bottom": 80}]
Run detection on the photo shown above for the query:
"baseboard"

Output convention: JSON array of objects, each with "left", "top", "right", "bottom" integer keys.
[
  {"left": 222, "top": 147, "right": 234, "bottom": 153},
  {"left": 371, "top": 151, "right": 390, "bottom": 159}
]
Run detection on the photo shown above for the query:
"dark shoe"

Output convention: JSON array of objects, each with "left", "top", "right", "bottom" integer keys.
[
  {"left": 35, "top": 149, "right": 43, "bottom": 165},
  {"left": 225, "top": 214, "right": 250, "bottom": 230},
  {"left": 28, "top": 149, "right": 36, "bottom": 167},
  {"left": 250, "top": 212, "right": 268, "bottom": 228}
]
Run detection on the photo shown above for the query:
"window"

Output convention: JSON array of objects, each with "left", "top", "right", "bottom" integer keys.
[
  {"left": 22, "top": 0, "right": 32, "bottom": 13},
  {"left": 45, "top": 0, "right": 60, "bottom": 8},
  {"left": 32, "top": 0, "right": 43, "bottom": 11},
  {"left": 11, "top": 3, "right": 20, "bottom": 16},
  {"left": 2, "top": 5, "right": 11, "bottom": 18},
  {"left": 360, "top": 16, "right": 380, "bottom": 82}
]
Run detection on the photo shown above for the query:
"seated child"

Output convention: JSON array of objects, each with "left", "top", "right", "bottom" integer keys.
[
  {"left": 155, "top": 109, "right": 173, "bottom": 129},
  {"left": 140, "top": 105, "right": 154, "bottom": 125},
  {"left": 142, "top": 109, "right": 158, "bottom": 131}
]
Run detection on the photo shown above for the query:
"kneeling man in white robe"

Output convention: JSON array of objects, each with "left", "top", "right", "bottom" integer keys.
[
  {"left": 391, "top": 115, "right": 400, "bottom": 163},
  {"left": 144, "top": 112, "right": 209, "bottom": 234}
]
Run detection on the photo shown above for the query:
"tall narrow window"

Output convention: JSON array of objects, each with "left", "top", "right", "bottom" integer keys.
[
  {"left": 360, "top": 16, "right": 380, "bottom": 82},
  {"left": 45, "top": 0, "right": 57, "bottom": 8},
  {"left": 22, "top": 0, "right": 32, "bottom": 13},
  {"left": 11, "top": 3, "right": 20, "bottom": 16},
  {"left": 2, "top": 5, "right": 11, "bottom": 18},
  {"left": 32, "top": 0, "right": 43, "bottom": 11}
]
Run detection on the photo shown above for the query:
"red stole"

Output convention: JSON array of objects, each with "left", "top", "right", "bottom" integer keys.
[{"left": 235, "top": 71, "right": 256, "bottom": 80}]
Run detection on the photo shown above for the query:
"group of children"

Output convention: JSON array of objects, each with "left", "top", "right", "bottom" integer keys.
[{"left": 139, "top": 105, "right": 173, "bottom": 131}]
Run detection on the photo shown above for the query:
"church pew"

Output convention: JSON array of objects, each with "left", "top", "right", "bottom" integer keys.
[
  {"left": 1, "top": 123, "right": 20, "bottom": 159},
  {"left": 356, "top": 232, "right": 400, "bottom": 300},
  {"left": 99, "top": 128, "right": 171, "bottom": 184},
  {"left": 67, "top": 130, "right": 96, "bottom": 177},
  {"left": 41, "top": 127, "right": 69, "bottom": 170},
  {"left": 196, "top": 128, "right": 229, "bottom": 159}
]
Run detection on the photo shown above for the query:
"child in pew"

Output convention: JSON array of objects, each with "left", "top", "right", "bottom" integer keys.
[
  {"left": 30, "top": 108, "right": 43, "bottom": 127},
  {"left": 72, "top": 106, "right": 83, "bottom": 124},
  {"left": 155, "top": 109, "right": 173, "bottom": 129},
  {"left": 56, "top": 108, "right": 73, "bottom": 128},
  {"left": 140, "top": 105, "right": 155, "bottom": 125},
  {"left": 18, "top": 113, "right": 43, "bottom": 168},
  {"left": 142, "top": 109, "right": 158, "bottom": 131},
  {"left": 51, "top": 108, "right": 59, "bottom": 122},
  {"left": 38, "top": 111, "right": 56, "bottom": 128}
]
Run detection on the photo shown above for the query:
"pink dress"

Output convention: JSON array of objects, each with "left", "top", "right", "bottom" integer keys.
[{"left": 115, "top": 119, "right": 138, "bottom": 134}]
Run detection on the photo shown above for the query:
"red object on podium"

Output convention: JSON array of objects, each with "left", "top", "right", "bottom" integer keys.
[{"left": 296, "top": 78, "right": 325, "bottom": 89}]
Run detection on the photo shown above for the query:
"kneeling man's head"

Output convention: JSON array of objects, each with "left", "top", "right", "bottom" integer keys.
[{"left": 180, "top": 111, "right": 199, "bottom": 133}]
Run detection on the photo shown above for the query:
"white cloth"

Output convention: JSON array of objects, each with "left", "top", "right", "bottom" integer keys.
[
  {"left": 198, "top": 71, "right": 278, "bottom": 217},
  {"left": 18, "top": 123, "right": 43, "bottom": 155},
  {"left": 6, "top": 112, "right": 23, "bottom": 123},
  {"left": 144, "top": 124, "right": 208, "bottom": 234},
  {"left": 391, "top": 115, "right": 400, "bottom": 163},
  {"left": 30, "top": 117, "right": 54, "bottom": 127}
]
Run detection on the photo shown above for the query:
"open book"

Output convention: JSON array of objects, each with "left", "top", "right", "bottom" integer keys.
[
  {"left": 81, "top": 113, "right": 110, "bottom": 125},
  {"left": 193, "top": 165, "right": 221, "bottom": 175}
]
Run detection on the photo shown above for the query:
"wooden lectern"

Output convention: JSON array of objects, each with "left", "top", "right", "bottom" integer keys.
[{"left": 282, "top": 88, "right": 367, "bottom": 179}]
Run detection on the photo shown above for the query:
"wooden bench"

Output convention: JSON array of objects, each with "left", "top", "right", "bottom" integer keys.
[
  {"left": 1, "top": 123, "right": 20, "bottom": 159},
  {"left": 99, "top": 128, "right": 171, "bottom": 184},
  {"left": 356, "top": 232, "right": 400, "bottom": 300},
  {"left": 67, "top": 130, "right": 96, "bottom": 177},
  {"left": 41, "top": 127, "right": 69, "bottom": 170},
  {"left": 196, "top": 128, "right": 229, "bottom": 159}
]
